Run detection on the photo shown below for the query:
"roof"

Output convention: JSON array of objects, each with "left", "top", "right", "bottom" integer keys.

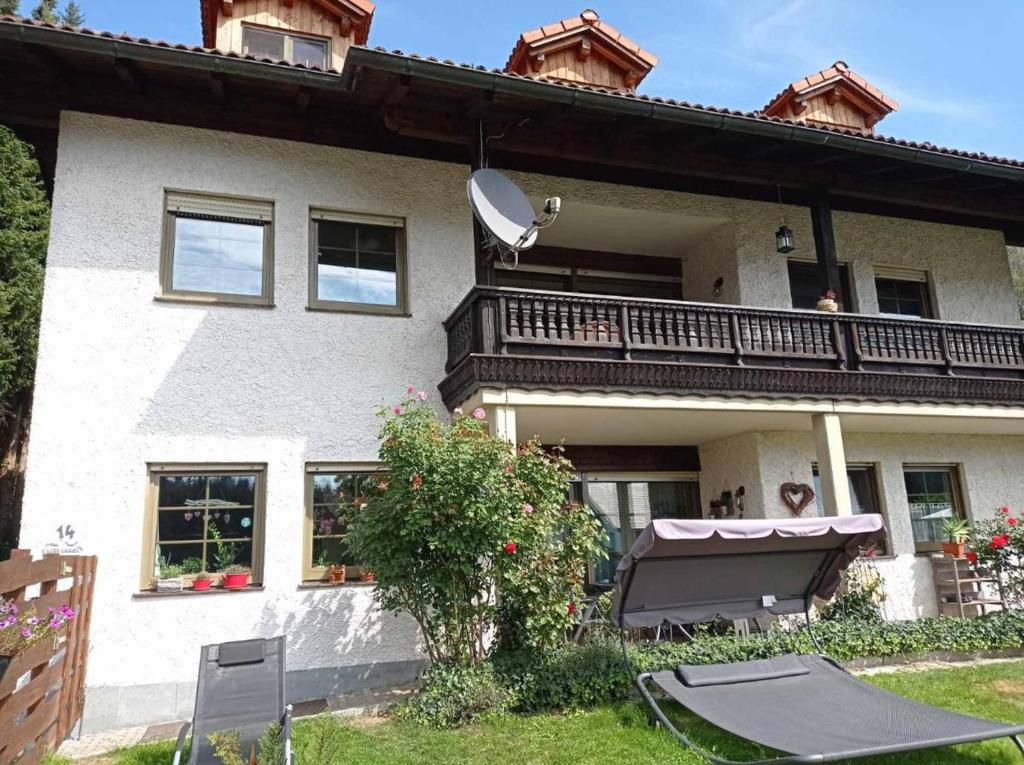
[
  {"left": 505, "top": 9, "right": 658, "bottom": 81},
  {"left": 199, "top": 0, "right": 375, "bottom": 49},
  {"left": 765, "top": 60, "right": 898, "bottom": 115},
  {"left": 0, "top": 13, "right": 1021, "bottom": 174}
]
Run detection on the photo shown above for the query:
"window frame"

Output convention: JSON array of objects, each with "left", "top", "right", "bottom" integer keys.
[
  {"left": 902, "top": 464, "right": 966, "bottom": 553},
  {"left": 159, "top": 190, "right": 275, "bottom": 307},
  {"left": 302, "top": 462, "right": 383, "bottom": 583},
  {"left": 787, "top": 258, "right": 857, "bottom": 312},
  {"left": 307, "top": 209, "right": 409, "bottom": 316},
  {"left": 241, "top": 23, "right": 331, "bottom": 69},
  {"left": 811, "top": 462, "right": 891, "bottom": 555},
  {"left": 140, "top": 463, "right": 268, "bottom": 591},
  {"left": 873, "top": 266, "right": 936, "bottom": 319}
]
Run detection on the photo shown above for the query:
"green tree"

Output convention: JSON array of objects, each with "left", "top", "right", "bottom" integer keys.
[
  {"left": 346, "top": 392, "right": 605, "bottom": 665},
  {"left": 0, "top": 127, "right": 47, "bottom": 410},
  {"left": 61, "top": 0, "right": 82, "bottom": 25},
  {"left": 30, "top": 0, "right": 57, "bottom": 22},
  {"left": 0, "top": 1, "right": 20, "bottom": 17}
]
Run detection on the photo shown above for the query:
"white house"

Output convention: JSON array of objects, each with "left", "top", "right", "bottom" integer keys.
[{"left": 2, "top": 0, "right": 1024, "bottom": 732}]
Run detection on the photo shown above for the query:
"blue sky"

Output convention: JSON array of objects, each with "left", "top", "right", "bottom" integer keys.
[{"left": 15, "top": 0, "right": 1023, "bottom": 160}]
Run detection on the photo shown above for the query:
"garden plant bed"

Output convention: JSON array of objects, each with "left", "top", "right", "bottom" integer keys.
[{"left": 47, "top": 660, "right": 1024, "bottom": 765}]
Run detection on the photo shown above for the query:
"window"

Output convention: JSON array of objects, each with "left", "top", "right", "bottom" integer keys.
[
  {"left": 142, "top": 465, "right": 266, "bottom": 589},
  {"left": 303, "top": 465, "right": 381, "bottom": 582},
  {"left": 309, "top": 210, "right": 407, "bottom": 314},
  {"left": 904, "top": 466, "right": 965, "bottom": 552},
  {"left": 812, "top": 463, "right": 889, "bottom": 553},
  {"left": 574, "top": 474, "right": 702, "bottom": 585},
  {"left": 161, "top": 191, "right": 274, "bottom": 305},
  {"left": 788, "top": 260, "right": 854, "bottom": 311},
  {"left": 875, "top": 267, "right": 934, "bottom": 318},
  {"left": 242, "top": 26, "right": 329, "bottom": 69}
]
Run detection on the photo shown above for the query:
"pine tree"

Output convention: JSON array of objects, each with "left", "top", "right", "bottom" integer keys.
[
  {"left": 0, "top": 1, "right": 20, "bottom": 17},
  {"left": 60, "top": 0, "right": 83, "bottom": 26},
  {"left": 30, "top": 0, "right": 58, "bottom": 23}
]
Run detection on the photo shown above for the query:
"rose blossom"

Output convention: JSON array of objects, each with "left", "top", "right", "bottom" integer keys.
[
  {"left": 504, "top": 542, "right": 517, "bottom": 554},
  {"left": 1001, "top": 506, "right": 1011, "bottom": 514},
  {"left": 411, "top": 475, "right": 423, "bottom": 491},
  {"left": 472, "top": 408, "right": 486, "bottom": 420},
  {"left": 418, "top": 391, "right": 428, "bottom": 401},
  {"left": 567, "top": 602, "right": 576, "bottom": 616},
  {"left": 406, "top": 384, "right": 416, "bottom": 394},
  {"left": 1010, "top": 517, "right": 1018, "bottom": 526},
  {"left": 522, "top": 503, "right": 534, "bottom": 515},
  {"left": 967, "top": 551, "right": 978, "bottom": 564},
  {"left": 393, "top": 406, "right": 402, "bottom": 415}
]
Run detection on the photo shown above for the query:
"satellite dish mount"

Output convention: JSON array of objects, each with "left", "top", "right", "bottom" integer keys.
[{"left": 467, "top": 169, "right": 561, "bottom": 270}]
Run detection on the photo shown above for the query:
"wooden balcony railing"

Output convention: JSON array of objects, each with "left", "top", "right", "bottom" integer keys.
[{"left": 440, "top": 286, "right": 1024, "bottom": 407}]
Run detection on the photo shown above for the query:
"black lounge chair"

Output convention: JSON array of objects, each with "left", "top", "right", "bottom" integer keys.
[
  {"left": 612, "top": 515, "right": 1024, "bottom": 763},
  {"left": 173, "top": 636, "right": 293, "bottom": 765}
]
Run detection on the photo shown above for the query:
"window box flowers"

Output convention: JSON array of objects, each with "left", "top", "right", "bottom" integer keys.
[
  {"left": 192, "top": 572, "right": 214, "bottom": 591},
  {"left": 816, "top": 289, "right": 838, "bottom": 313}
]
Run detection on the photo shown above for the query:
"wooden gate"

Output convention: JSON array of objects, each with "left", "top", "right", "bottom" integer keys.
[{"left": 0, "top": 551, "right": 97, "bottom": 765}]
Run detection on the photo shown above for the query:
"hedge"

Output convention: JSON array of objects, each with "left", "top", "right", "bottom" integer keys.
[{"left": 398, "top": 611, "right": 1024, "bottom": 725}]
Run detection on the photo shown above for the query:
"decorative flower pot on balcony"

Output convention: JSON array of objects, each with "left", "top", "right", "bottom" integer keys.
[
  {"left": 816, "top": 298, "right": 838, "bottom": 313},
  {"left": 329, "top": 565, "right": 347, "bottom": 584},
  {"left": 942, "top": 541, "right": 966, "bottom": 558}
]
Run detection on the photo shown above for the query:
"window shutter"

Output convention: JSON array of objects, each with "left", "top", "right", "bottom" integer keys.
[
  {"left": 874, "top": 265, "right": 928, "bottom": 283},
  {"left": 311, "top": 209, "right": 404, "bottom": 228},
  {"left": 166, "top": 192, "right": 273, "bottom": 224}
]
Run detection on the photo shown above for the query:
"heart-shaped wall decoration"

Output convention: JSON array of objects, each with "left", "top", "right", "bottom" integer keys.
[{"left": 780, "top": 482, "right": 815, "bottom": 516}]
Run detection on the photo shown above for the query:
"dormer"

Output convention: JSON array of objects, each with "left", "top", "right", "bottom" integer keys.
[
  {"left": 505, "top": 9, "right": 658, "bottom": 93},
  {"left": 200, "top": 0, "right": 375, "bottom": 71},
  {"left": 763, "top": 61, "right": 898, "bottom": 134}
]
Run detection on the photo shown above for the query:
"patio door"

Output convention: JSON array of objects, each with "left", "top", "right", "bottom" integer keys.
[{"left": 574, "top": 472, "right": 701, "bottom": 586}]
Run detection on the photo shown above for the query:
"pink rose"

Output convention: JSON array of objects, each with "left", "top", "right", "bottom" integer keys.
[
  {"left": 472, "top": 408, "right": 486, "bottom": 420},
  {"left": 393, "top": 406, "right": 402, "bottom": 415},
  {"left": 1001, "top": 506, "right": 1011, "bottom": 514},
  {"left": 418, "top": 391, "right": 428, "bottom": 401},
  {"left": 407, "top": 384, "right": 416, "bottom": 394},
  {"left": 522, "top": 503, "right": 534, "bottom": 515}
]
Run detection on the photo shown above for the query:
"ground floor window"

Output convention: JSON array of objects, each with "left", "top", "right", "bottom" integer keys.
[
  {"left": 303, "top": 464, "right": 381, "bottom": 582},
  {"left": 142, "top": 464, "right": 266, "bottom": 589},
  {"left": 903, "top": 466, "right": 965, "bottom": 552},
  {"left": 812, "top": 463, "right": 889, "bottom": 554},
  {"left": 573, "top": 473, "right": 702, "bottom": 586}
]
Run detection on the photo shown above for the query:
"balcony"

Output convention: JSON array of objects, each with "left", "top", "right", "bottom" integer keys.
[{"left": 439, "top": 287, "right": 1024, "bottom": 408}]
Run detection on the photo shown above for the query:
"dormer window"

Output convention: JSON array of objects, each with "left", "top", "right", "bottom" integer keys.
[{"left": 242, "top": 25, "right": 329, "bottom": 69}]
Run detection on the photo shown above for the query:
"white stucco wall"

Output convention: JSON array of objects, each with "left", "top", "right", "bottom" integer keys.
[{"left": 20, "top": 112, "right": 475, "bottom": 727}]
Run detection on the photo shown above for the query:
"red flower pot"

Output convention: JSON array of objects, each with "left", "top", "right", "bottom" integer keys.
[
  {"left": 942, "top": 542, "right": 966, "bottom": 558},
  {"left": 192, "top": 578, "right": 212, "bottom": 591},
  {"left": 223, "top": 573, "right": 250, "bottom": 590}
]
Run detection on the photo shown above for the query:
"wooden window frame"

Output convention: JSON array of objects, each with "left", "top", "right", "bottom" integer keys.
[
  {"left": 240, "top": 24, "right": 331, "bottom": 69},
  {"left": 159, "top": 190, "right": 275, "bottom": 307},
  {"left": 302, "top": 462, "right": 383, "bottom": 582},
  {"left": 811, "top": 462, "right": 891, "bottom": 555},
  {"left": 307, "top": 209, "right": 409, "bottom": 316},
  {"left": 873, "top": 265, "right": 937, "bottom": 319},
  {"left": 902, "top": 464, "right": 966, "bottom": 554},
  {"left": 787, "top": 257, "right": 857, "bottom": 312},
  {"left": 140, "top": 463, "right": 268, "bottom": 591}
]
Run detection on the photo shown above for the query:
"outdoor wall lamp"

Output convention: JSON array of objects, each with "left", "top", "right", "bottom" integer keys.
[{"left": 775, "top": 225, "right": 795, "bottom": 254}]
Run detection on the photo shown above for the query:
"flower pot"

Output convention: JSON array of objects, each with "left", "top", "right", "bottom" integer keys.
[
  {"left": 359, "top": 571, "right": 377, "bottom": 584},
  {"left": 942, "top": 541, "right": 966, "bottom": 558},
  {"left": 816, "top": 298, "right": 838, "bottom": 313},
  {"left": 192, "top": 578, "right": 213, "bottom": 591},
  {"left": 223, "top": 573, "right": 250, "bottom": 590},
  {"left": 329, "top": 565, "right": 347, "bottom": 584}
]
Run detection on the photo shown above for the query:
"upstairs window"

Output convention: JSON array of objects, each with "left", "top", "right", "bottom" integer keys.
[
  {"left": 788, "top": 260, "right": 854, "bottom": 311},
  {"left": 875, "top": 267, "right": 934, "bottom": 319},
  {"left": 242, "top": 26, "right": 329, "bottom": 69},
  {"left": 309, "top": 210, "right": 408, "bottom": 314},
  {"left": 161, "top": 191, "right": 274, "bottom": 306}
]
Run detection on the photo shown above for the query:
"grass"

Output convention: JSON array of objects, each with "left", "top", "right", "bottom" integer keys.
[{"left": 47, "top": 660, "right": 1024, "bottom": 765}]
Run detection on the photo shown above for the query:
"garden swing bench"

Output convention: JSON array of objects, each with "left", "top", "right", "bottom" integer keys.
[{"left": 612, "top": 514, "right": 1024, "bottom": 763}]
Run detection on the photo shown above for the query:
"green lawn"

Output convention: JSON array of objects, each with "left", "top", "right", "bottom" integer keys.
[{"left": 53, "top": 661, "right": 1024, "bottom": 765}]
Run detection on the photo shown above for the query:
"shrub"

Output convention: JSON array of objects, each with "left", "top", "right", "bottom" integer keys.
[
  {"left": 973, "top": 506, "right": 1024, "bottom": 605},
  {"left": 393, "top": 662, "right": 513, "bottom": 728},
  {"left": 818, "top": 557, "right": 886, "bottom": 623},
  {"left": 346, "top": 391, "right": 605, "bottom": 665}
]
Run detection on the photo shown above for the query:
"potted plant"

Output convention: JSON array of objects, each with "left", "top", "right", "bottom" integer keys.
[
  {"left": 816, "top": 289, "right": 839, "bottom": 313},
  {"left": 222, "top": 565, "right": 251, "bottom": 590},
  {"left": 942, "top": 517, "right": 972, "bottom": 557},
  {"left": 329, "top": 563, "right": 347, "bottom": 584},
  {"left": 192, "top": 571, "right": 214, "bottom": 591},
  {"left": 155, "top": 557, "right": 185, "bottom": 592},
  {"left": 358, "top": 569, "right": 377, "bottom": 583},
  {"left": 1, "top": 598, "right": 76, "bottom": 683}
]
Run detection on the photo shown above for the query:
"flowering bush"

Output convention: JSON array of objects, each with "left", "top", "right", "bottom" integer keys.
[
  {"left": 345, "top": 390, "right": 605, "bottom": 665},
  {"left": 0, "top": 598, "right": 76, "bottom": 656},
  {"left": 817, "top": 556, "right": 886, "bottom": 623},
  {"left": 972, "top": 506, "right": 1024, "bottom": 604}
]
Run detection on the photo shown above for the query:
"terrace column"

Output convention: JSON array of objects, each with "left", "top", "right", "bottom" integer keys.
[
  {"left": 490, "top": 405, "right": 517, "bottom": 445},
  {"left": 812, "top": 413, "right": 852, "bottom": 517}
]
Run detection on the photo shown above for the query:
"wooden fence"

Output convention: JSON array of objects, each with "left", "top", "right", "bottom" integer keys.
[{"left": 0, "top": 551, "right": 97, "bottom": 765}]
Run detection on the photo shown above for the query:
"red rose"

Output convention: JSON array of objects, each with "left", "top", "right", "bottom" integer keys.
[
  {"left": 1001, "top": 506, "right": 1011, "bottom": 514},
  {"left": 504, "top": 542, "right": 517, "bottom": 554},
  {"left": 967, "top": 551, "right": 978, "bottom": 564},
  {"left": 567, "top": 602, "right": 576, "bottom": 616},
  {"left": 991, "top": 534, "right": 1010, "bottom": 550},
  {"left": 1010, "top": 518, "right": 1018, "bottom": 526}
]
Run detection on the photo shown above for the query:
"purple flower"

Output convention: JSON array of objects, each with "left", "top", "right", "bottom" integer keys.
[{"left": 21, "top": 628, "right": 32, "bottom": 638}]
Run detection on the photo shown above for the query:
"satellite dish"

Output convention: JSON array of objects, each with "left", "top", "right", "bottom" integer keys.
[{"left": 467, "top": 169, "right": 561, "bottom": 269}]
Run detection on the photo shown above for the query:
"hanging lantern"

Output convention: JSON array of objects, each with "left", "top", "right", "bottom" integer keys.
[{"left": 775, "top": 225, "right": 795, "bottom": 254}]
